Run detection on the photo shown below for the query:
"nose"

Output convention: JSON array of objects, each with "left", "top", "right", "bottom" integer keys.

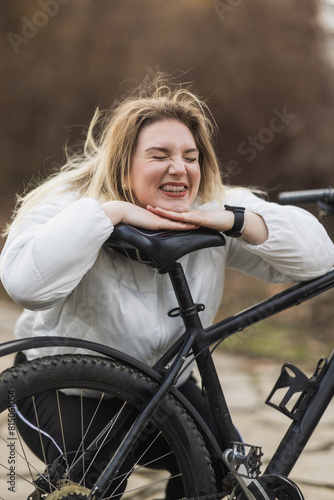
[{"left": 168, "top": 156, "right": 187, "bottom": 175}]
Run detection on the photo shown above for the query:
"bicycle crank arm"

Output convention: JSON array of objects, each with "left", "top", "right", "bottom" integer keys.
[
  {"left": 223, "top": 443, "right": 273, "bottom": 500},
  {"left": 225, "top": 466, "right": 272, "bottom": 499}
]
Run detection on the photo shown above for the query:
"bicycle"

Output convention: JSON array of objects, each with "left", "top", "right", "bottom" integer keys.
[{"left": 0, "top": 187, "right": 333, "bottom": 500}]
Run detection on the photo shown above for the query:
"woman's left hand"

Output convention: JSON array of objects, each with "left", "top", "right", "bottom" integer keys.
[
  {"left": 146, "top": 205, "right": 268, "bottom": 245},
  {"left": 146, "top": 205, "right": 233, "bottom": 232}
]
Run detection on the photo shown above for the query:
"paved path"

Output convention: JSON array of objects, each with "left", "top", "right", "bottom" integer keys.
[{"left": 0, "top": 299, "right": 333, "bottom": 499}]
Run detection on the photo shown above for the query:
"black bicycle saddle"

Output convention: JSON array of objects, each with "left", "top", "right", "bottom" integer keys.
[{"left": 105, "top": 224, "right": 226, "bottom": 270}]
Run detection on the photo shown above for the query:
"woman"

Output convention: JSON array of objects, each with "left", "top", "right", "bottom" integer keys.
[{"left": 1, "top": 76, "right": 334, "bottom": 498}]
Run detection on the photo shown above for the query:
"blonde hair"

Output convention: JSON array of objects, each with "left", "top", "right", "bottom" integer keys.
[{"left": 6, "top": 74, "right": 225, "bottom": 234}]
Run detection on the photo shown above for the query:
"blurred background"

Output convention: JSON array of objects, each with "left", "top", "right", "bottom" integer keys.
[{"left": 0, "top": 0, "right": 333, "bottom": 362}]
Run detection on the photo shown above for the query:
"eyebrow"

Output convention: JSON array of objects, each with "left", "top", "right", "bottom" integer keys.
[{"left": 144, "top": 146, "right": 199, "bottom": 154}]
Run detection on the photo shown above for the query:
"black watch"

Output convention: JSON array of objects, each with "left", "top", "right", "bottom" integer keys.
[{"left": 223, "top": 205, "right": 246, "bottom": 238}]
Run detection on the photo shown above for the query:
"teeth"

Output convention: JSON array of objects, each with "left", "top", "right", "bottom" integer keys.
[{"left": 161, "top": 185, "right": 186, "bottom": 192}]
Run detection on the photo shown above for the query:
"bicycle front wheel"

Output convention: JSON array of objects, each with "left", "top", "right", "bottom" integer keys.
[{"left": 0, "top": 354, "right": 218, "bottom": 499}]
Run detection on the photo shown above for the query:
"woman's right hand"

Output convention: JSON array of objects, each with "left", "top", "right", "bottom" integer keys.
[{"left": 101, "top": 201, "right": 198, "bottom": 231}]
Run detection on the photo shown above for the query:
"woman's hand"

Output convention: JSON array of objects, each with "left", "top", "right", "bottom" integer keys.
[
  {"left": 102, "top": 201, "right": 268, "bottom": 244},
  {"left": 147, "top": 205, "right": 268, "bottom": 245},
  {"left": 101, "top": 201, "right": 199, "bottom": 231},
  {"left": 147, "top": 205, "right": 234, "bottom": 232}
]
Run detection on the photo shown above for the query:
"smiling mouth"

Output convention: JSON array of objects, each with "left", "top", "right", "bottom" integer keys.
[{"left": 160, "top": 185, "right": 187, "bottom": 193}]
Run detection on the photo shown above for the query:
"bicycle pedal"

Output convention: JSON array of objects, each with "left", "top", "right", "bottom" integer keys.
[
  {"left": 223, "top": 444, "right": 274, "bottom": 500},
  {"left": 223, "top": 441, "right": 263, "bottom": 479}
]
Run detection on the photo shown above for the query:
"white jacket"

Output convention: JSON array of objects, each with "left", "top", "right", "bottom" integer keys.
[{"left": 1, "top": 188, "right": 334, "bottom": 382}]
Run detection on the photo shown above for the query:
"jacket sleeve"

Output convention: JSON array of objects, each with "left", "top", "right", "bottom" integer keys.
[
  {"left": 224, "top": 189, "right": 334, "bottom": 282},
  {"left": 0, "top": 194, "right": 113, "bottom": 310}
]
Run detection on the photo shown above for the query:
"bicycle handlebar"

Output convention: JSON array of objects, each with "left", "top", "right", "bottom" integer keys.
[{"left": 278, "top": 187, "right": 334, "bottom": 206}]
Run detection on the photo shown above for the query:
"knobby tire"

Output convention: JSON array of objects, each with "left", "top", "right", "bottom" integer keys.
[{"left": 0, "top": 354, "right": 218, "bottom": 499}]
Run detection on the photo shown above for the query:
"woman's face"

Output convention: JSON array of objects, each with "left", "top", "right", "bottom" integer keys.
[{"left": 129, "top": 119, "right": 201, "bottom": 212}]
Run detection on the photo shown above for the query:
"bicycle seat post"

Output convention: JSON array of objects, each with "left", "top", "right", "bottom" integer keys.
[
  {"left": 166, "top": 262, "right": 241, "bottom": 451},
  {"left": 166, "top": 262, "right": 205, "bottom": 332}
]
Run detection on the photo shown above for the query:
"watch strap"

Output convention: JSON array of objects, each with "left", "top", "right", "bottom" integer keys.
[{"left": 223, "top": 205, "right": 246, "bottom": 238}]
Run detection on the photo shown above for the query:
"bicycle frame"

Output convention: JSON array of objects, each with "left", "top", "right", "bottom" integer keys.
[
  {"left": 1, "top": 264, "right": 333, "bottom": 498},
  {"left": 90, "top": 263, "right": 334, "bottom": 498}
]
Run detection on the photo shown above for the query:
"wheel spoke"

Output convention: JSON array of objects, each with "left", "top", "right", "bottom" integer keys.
[
  {"left": 77, "top": 402, "right": 128, "bottom": 488},
  {"left": 105, "top": 472, "right": 182, "bottom": 499},
  {"left": 56, "top": 390, "right": 68, "bottom": 465},
  {"left": 0, "top": 433, "right": 41, "bottom": 478},
  {"left": 16, "top": 424, "right": 35, "bottom": 483},
  {"left": 80, "top": 389, "right": 86, "bottom": 488},
  {"left": 32, "top": 395, "right": 60, "bottom": 494},
  {"left": 65, "top": 390, "right": 106, "bottom": 478},
  {"left": 107, "top": 428, "right": 166, "bottom": 497}
]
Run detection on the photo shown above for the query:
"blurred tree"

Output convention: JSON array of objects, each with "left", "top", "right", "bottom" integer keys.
[{"left": 0, "top": 0, "right": 333, "bottom": 230}]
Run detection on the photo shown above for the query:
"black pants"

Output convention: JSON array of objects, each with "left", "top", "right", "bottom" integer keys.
[{"left": 16, "top": 370, "right": 213, "bottom": 499}]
